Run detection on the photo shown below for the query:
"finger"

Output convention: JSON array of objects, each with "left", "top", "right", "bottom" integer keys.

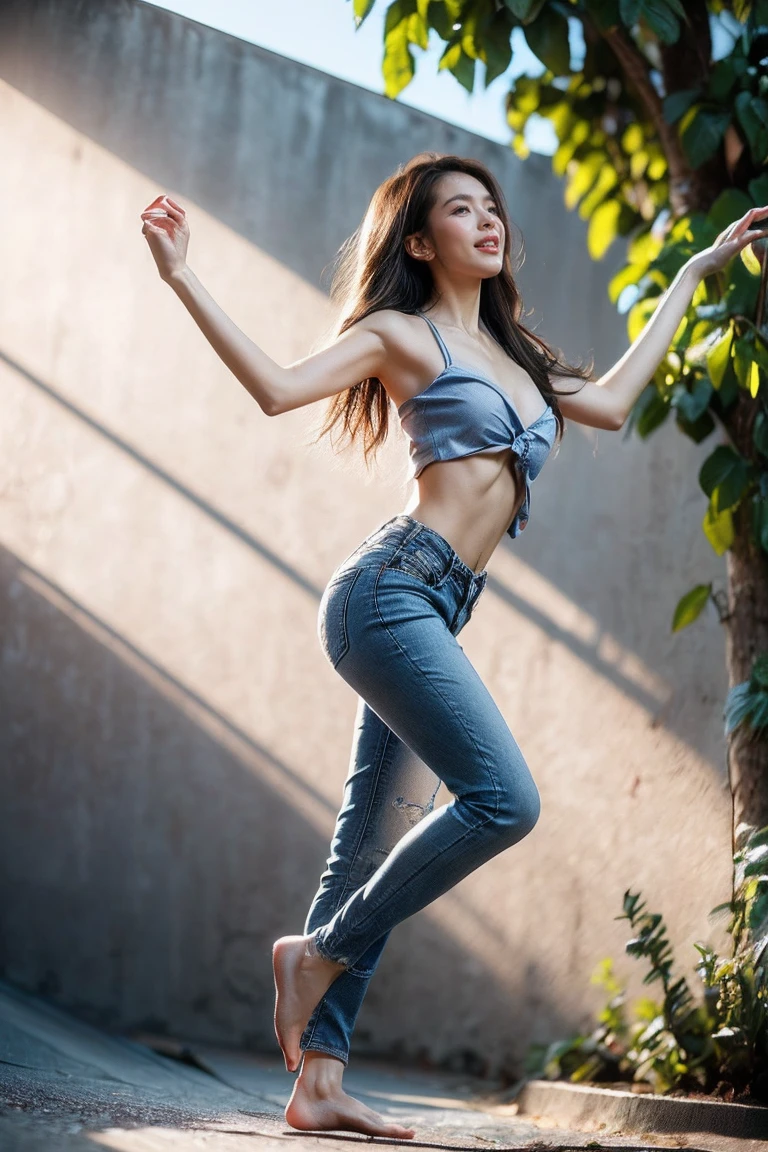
[
  {"left": 164, "top": 196, "right": 185, "bottom": 215},
  {"left": 740, "top": 206, "right": 768, "bottom": 234},
  {"left": 161, "top": 201, "right": 185, "bottom": 224}
]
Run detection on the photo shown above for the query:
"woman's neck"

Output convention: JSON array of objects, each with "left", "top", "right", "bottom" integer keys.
[{"left": 424, "top": 280, "right": 483, "bottom": 335}]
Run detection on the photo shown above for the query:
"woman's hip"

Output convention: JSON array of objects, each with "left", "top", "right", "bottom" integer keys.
[{"left": 318, "top": 514, "right": 488, "bottom": 670}]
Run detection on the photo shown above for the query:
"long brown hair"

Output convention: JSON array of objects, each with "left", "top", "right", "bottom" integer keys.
[{"left": 312, "top": 152, "right": 593, "bottom": 467}]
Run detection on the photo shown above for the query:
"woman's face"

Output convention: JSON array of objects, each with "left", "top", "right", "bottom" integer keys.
[{"left": 409, "top": 171, "right": 505, "bottom": 280}]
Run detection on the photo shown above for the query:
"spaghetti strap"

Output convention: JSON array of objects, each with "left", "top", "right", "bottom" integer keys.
[{"left": 416, "top": 311, "right": 452, "bottom": 369}]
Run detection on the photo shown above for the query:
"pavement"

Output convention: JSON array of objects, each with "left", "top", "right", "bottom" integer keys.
[{"left": 0, "top": 980, "right": 762, "bottom": 1152}]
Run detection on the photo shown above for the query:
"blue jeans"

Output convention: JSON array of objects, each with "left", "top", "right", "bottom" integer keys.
[{"left": 300, "top": 514, "right": 541, "bottom": 1065}]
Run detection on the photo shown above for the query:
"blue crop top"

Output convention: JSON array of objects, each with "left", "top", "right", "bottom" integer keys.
[{"left": 397, "top": 313, "right": 558, "bottom": 539}]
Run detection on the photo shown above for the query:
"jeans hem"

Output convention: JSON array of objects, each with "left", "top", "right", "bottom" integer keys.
[
  {"left": 300, "top": 1040, "right": 349, "bottom": 1065},
  {"left": 313, "top": 929, "right": 350, "bottom": 968}
]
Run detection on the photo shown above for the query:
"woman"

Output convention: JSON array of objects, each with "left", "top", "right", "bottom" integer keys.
[{"left": 141, "top": 153, "right": 767, "bottom": 1139}]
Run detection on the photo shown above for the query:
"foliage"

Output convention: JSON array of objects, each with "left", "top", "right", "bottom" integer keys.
[
  {"left": 725, "top": 652, "right": 768, "bottom": 735},
  {"left": 524, "top": 823, "right": 768, "bottom": 1100},
  {"left": 349, "top": 0, "right": 768, "bottom": 749}
]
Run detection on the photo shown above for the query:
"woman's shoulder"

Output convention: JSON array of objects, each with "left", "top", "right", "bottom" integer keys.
[{"left": 353, "top": 308, "right": 423, "bottom": 356}]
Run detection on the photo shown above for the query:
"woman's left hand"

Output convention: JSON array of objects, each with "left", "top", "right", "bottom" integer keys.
[{"left": 689, "top": 204, "right": 768, "bottom": 279}]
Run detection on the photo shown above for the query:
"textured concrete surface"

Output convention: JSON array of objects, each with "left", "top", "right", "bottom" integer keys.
[
  {"left": 2, "top": 981, "right": 755, "bottom": 1152},
  {"left": 0, "top": 0, "right": 733, "bottom": 1077}
]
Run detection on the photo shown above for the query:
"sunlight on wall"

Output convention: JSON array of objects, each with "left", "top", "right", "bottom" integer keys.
[{"left": 1, "top": 72, "right": 732, "bottom": 1038}]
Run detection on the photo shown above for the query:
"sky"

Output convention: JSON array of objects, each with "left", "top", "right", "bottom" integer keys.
[
  {"left": 141, "top": 2, "right": 739, "bottom": 155},
  {"left": 141, "top": 0, "right": 563, "bottom": 153}
]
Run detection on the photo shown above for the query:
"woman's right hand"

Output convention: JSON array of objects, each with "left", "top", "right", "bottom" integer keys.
[{"left": 140, "top": 194, "right": 190, "bottom": 282}]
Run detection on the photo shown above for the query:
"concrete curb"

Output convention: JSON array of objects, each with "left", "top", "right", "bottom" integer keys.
[{"left": 514, "top": 1079, "right": 768, "bottom": 1140}]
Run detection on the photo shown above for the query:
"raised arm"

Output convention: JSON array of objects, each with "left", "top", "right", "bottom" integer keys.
[
  {"left": 552, "top": 204, "right": 768, "bottom": 432},
  {"left": 140, "top": 195, "right": 387, "bottom": 416}
]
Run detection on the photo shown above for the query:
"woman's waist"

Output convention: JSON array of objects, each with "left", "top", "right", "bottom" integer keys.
[{"left": 406, "top": 454, "right": 526, "bottom": 570}]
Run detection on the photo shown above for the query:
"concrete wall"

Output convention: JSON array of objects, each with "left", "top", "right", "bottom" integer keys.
[{"left": 0, "top": 0, "right": 732, "bottom": 1075}]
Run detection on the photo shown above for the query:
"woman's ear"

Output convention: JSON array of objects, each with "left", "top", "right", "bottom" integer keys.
[{"left": 405, "top": 232, "right": 434, "bottom": 262}]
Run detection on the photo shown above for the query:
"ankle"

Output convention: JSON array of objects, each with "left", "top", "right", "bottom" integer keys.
[
  {"left": 302, "top": 933, "right": 346, "bottom": 974},
  {"left": 297, "top": 1050, "right": 345, "bottom": 1092}
]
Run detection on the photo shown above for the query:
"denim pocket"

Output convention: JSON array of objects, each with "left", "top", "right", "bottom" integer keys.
[
  {"left": 318, "top": 566, "right": 363, "bottom": 669},
  {"left": 384, "top": 536, "right": 449, "bottom": 588}
]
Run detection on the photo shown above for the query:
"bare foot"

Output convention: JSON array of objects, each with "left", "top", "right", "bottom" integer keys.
[
  {"left": 285, "top": 1051, "right": 416, "bottom": 1139},
  {"left": 272, "top": 934, "right": 346, "bottom": 1073}
]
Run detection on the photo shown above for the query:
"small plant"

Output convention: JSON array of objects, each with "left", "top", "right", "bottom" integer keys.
[{"left": 525, "top": 823, "right": 768, "bottom": 1103}]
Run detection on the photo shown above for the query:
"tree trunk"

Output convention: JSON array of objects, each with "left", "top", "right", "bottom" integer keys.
[{"left": 725, "top": 468, "right": 768, "bottom": 836}]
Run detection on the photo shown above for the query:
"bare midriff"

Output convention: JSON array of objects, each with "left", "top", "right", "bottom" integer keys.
[{"left": 400, "top": 448, "right": 526, "bottom": 574}]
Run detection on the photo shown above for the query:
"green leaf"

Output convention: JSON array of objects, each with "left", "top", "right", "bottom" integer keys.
[
  {"left": 752, "top": 496, "right": 768, "bottom": 553},
  {"left": 482, "top": 14, "right": 514, "bottom": 86},
  {"left": 439, "top": 41, "right": 475, "bottom": 92},
  {"left": 734, "top": 335, "right": 761, "bottom": 397},
  {"left": 565, "top": 151, "right": 605, "bottom": 211},
  {"left": 703, "top": 501, "right": 734, "bottom": 555},
  {"left": 383, "top": 0, "right": 418, "bottom": 98},
  {"left": 628, "top": 295, "right": 660, "bottom": 344},
  {"left": 662, "top": 88, "right": 700, "bottom": 125},
  {"left": 741, "top": 240, "right": 763, "bottom": 276},
  {"left": 579, "top": 165, "right": 620, "bottom": 221},
  {"left": 504, "top": 0, "right": 547, "bottom": 24},
  {"left": 754, "top": 410, "right": 768, "bottom": 458},
  {"left": 588, "top": 198, "right": 622, "bottom": 259},
  {"left": 634, "top": 384, "right": 670, "bottom": 437},
  {"left": 353, "top": 0, "right": 377, "bottom": 26},
  {"left": 752, "top": 654, "right": 768, "bottom": 689},
  {"left": 735, "top": 91, "right": 768, "bottom": 167},
  {"left": 680, "top": 106, "right": 732, "bottom": 168},
  {"left": 621, "top": 0, "right": 685, "bottom": 44},
  {"left": 608, "top": 262, "right": 644, "bottom": 305},
  {"left": 706, "top": 329, "right": 733, "bottom": 390},
  {"left": 725, "top": 682, "right": 753, "bottom": 735},
  {"left": 706, "top": 56, "right": 740, "bottom": 104},
  {"left": 676, "top": 406, "right": 715, "bottom": 443},
  {"left": 726, "top": 254, "right": 760, "bottom": 316},
  {"left": 749, "top": 173, "right": 768, "bottom": 207},
  {"left": 699, "top": 445, "right": 750, "bottom": 512},
  {"left": 426, "top": 0, "right": 460, "bottom": 39},
  {"left": 588, "top": 0, "right": 622, "bottom": 32},
  {"left": 523, "top": 8, "right": 571, "bottom": 75},
  {"left": 674, "top": 375, "right": 713, "bottom": 422},
  {"left": 707, "top": 189, "right": 755, "bottom": 235},
  {"left": 672, "top": 584, "right": 712, "bottom": 632}
]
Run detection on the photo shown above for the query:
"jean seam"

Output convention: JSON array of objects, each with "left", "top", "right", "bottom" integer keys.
[
  {"left": 341, "top": 721, "right": 396, "bottom": 896},
  {"left": 373, "top": 561, "right": 502, "bottom": 821},
  {"left": 302, "top": 719, "right": 396, "bottom": 1050},
  {"left": 333, "top": 566, "right": 363, "bottom": 668},
  {"left": 315, "top": 566, "right": 502, "bottom": 947}
]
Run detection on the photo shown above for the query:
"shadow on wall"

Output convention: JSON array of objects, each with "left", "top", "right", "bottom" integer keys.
[
  {"left": 0, "top": 348, "right": 326, "bottom": 603},
  {"left": 0, "top": 0, "right": 726, "bottom": 774},
  {"left": 0, "top": 0, "right": 730, "bottom": 1074},
  {"left": 0, "top": 0, "right": 544, "bottom": 289},
  {"left": 0, "top": 345, "right": 717, "bottom": 770},
  {"left": 0, "top": 542, "right": 577, "bottom": 1073}
]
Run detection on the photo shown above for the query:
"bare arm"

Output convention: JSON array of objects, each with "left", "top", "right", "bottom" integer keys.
[
  {"left": 552, "top": 204, "right": 768, "bottom": 431},
  {"left": 140, "top": 195, "right": 387, "bottom": 416},
  {"left": 554, "top": 261, "right": 701, "bottom": 431},
  {"left": 165, "top": 266, "right": 386, "bottom": 415}
]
